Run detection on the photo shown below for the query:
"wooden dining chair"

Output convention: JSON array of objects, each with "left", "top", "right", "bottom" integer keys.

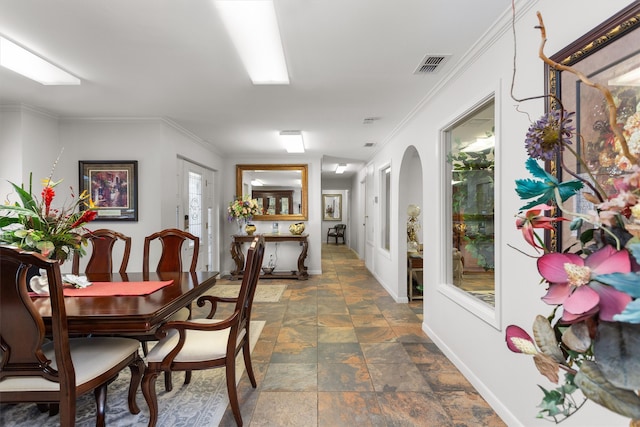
[
  {"left": 142, "top": 236, "right": 265, "bottom": 427},
  {"left": 326, "top": 223, "right": 346, "bottom": 244},
  {"left": 142, "top": 228, "right": 200, "bottom": 391},
  {"left": 143, "top": 228, "right": 199, "bottom": 276},
  {"left": 0, "top": 246, "right": 145, "bottom": 427},
  {"left": 71, "top": 228, "right": 132, "bottom": 275}
]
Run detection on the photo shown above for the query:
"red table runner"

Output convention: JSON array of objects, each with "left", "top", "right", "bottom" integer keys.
[
  {"left": 31, "top": 280, "right": 174, "bottom": 297},
  {"left": 63, "top": 280, "right": 174, "bottom": 296}
]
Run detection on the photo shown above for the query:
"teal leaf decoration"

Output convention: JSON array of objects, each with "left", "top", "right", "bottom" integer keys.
[
  {"left": 629, "top": 242, "right": 640, "bottom": 265},
  {"left": 613, "top": 299, "right": 640, "bottom": 323},
  {"left": 595, "top": 272, "right": 640, "bottom": 298},
  {"left": 515, "top": 159, "right": 583, "bottom": 210},
  {"left": 575, "top": 361, "right": 640, "bottom": 419}
]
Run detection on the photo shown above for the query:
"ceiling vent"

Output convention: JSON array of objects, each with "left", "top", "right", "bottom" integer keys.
[
  {"left": 364, "top": 142, "right": 376, "bottom": 148},
  {"left": 414, "top": 54, "right": 451, "bottom": 74},
  {"left": 363, "top": 117, "right": 380, "bottom": 125}
]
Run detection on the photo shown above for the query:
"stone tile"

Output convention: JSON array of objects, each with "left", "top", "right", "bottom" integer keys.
[
  {"left": 250, "top": 391, "right": 317, "bottom": 427},
  {"left": 434, "top": 390, "right": 507, "bottom": 426},
  {"left": 277, "top": 325, "right": 317, "bottom": 343},
  {"left": 355, "top": 326, "right": 397, "bottom": 343},
  {"left": 360, "top": 343, "right": 413, "bottom": 364},
  {"left": 318, "top": 392, "right": 387, "bottom": 427},
  {"left": 318, "top": 313, "right": 353, "bottom": 327},
  {"left": 318, "top": 342, "right": 365, "bottom": 364},
  {"left": 318, "top": 363, "right": 373, "bottom": 392},
  {"left": 261, "top": 363, "right": 317, "bottom": 391},
  {"left": 391, "top": 324, "right": 431, "bottom": 343},
  {"left": 351, "top": 314, "right": 389, "bottom": 327},
  {"left": 270, "top": 341, "right": 317, "bottom": 363},
  {"left": 318, "top": 326, "right": 358, "bottom": 343},
  {"left": 367, "top": 363, "right": 431, "bottom": 392},
  {"left": 376, "top": 391, "right": 454, "bottom": 426}
]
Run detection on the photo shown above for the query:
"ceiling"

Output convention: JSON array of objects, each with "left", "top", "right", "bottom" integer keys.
[{"left": 0, "top": 0, "right": 512, "bottom": 177}]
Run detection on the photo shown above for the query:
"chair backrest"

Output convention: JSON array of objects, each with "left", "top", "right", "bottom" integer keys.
[
  {"left": 234, "top": 236, "right": 265, "bottom": 332},
  {"left": 143, "top": 228, "right": 199, "bottom": 274},
  {"left": 72, "top": 229, "right": 131, "bottom": 275},
  {"left": 336, "top": 224, "right": 346, "bottom": 233},
  {"left": 0, "top": 246, "right": 75, "bottom": 392}
]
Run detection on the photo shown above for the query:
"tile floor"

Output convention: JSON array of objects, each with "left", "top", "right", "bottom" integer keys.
[{"left": 213, "top": 243, "right": 506, "bottom": 427}]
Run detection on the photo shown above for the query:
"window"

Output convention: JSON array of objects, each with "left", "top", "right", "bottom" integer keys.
[
  {"left": 381, "top": 165, "right": 391, "bottom": 250},
  {"left": 446, "top": 97, "right": 495, "bottom": 307}
]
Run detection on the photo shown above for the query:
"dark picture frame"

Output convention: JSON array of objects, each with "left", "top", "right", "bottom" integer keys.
[
  {"left": 79, "top": 160, "right": 138, "bottom": 221},
  {"left": 547, "top": 3, "right": 640, "bottom": 251}
]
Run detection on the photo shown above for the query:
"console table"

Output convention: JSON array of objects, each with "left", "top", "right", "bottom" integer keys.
[
  {"left": 231, "top": 233, "right": 309, "bottom": 280},
  {"left": 407, "top": 252, "right": 423, "bottom": 301}
]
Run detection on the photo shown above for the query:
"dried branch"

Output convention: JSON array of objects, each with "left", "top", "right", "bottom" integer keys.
[{"left": 536, "top": 12, "right": 638, "bottom": 165}]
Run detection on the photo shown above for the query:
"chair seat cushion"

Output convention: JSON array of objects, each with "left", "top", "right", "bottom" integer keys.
[
  {"left": 0, "top": 337, "right": 139, "bottom": 392},
  {"left": 167, "top": 307, "right": 190, "bottom": 322},
  {"left": 146, "top": 319, "right": 246, "bottom": 364}
]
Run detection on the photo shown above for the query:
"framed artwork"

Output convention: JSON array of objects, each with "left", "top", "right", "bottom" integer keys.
[
  {"left": 79, "top": 160, "right": 138, "bottom": 221},
  {"left": 323, "top": 194, "right": 342, "bottom": 221},
  {"left": 547, "top": 3, "right": 640, "bottom": 250}
]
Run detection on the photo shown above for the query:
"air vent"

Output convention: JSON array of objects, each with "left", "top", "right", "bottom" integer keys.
[
  {"left": 364, "top": 142, "right": 376, "bottom": 148},
  {"left": 363, "top": 117, "right": 380, "bottom": 125},
  {"left": 414, "top": 54, "right": 451, "bottom": 74}
]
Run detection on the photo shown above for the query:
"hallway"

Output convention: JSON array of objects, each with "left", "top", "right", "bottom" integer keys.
[{"left": 215, "top": 243, "right": 506, "bottom": 426}]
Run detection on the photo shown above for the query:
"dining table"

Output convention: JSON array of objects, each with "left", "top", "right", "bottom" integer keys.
[{"left": 30, "top": 271, "right": 219, "bottom": 336}]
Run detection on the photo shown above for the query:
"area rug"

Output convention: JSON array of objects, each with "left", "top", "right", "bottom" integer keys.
[
  {"left": 206, "top": 284, "right": 286, "bottom": 303},
  {"left": 0, "top": 320, "right": 265, "bottom": 427}
]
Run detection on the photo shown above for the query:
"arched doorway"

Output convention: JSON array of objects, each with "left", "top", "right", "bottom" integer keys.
[{"left": 397, "top": 146, "right": 423, "bottom": 303}]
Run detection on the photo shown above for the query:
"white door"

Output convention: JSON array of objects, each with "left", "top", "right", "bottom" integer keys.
[{"left": 179, "top": 159, "right": 214, "bottom": 271}]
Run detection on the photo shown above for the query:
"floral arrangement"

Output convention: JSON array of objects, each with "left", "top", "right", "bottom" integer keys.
[
  {"left": 0, "top": 162, "right": 97, "bottom": 262},
  {"left": 505, "top": 13, "right": 640, "bottom": 424},
  {"left": 227, "top": 195, "right": 260, "bottom": 222}
]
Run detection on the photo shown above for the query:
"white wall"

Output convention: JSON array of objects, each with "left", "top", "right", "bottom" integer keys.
[{"left": 361, "top": 0, "right": 633, "bottom": 426}]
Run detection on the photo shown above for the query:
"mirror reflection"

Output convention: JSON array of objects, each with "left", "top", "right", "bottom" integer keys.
[
  {"left": 236, "top": 164, "right": 308, "bottom": 221},
  {"left": 447, "top": 98, "right": 495, "bottom": 306}
]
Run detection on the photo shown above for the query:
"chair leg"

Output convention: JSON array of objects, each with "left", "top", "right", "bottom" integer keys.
[
  {"left": 94, "top": 384, "right": 107, "bottom": 427},
  {"left": 142, "top": 369, "right": 160, "bottom": 427},
  {"left": 164, "top": 372, "right": 173, "bottom": 392},
  {"left": 225, "top": 361, "right": 243, "bottom": 426},
  {"left": 185, "top": 370, "right": 192, "bottom": 385},
  {"left": 242, "top": 338, "right": 257, "bottom": 388},
  {"left": 128, "top": 356, "right": 145, "bottom": 414}
]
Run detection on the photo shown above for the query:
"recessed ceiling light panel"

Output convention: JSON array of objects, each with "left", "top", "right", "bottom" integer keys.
[{"left": 0, "top": 36, "right": 80, "bottom": 85}]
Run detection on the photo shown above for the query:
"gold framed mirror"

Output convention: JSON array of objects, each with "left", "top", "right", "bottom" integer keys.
[{"left": 236, "top": 164, "right": 308, "bottom": 221}]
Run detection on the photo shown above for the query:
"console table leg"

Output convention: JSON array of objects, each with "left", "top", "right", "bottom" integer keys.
[
  {"left": 297, "top": 241, "right": 309, "bottom": 280},
  {"left": 230, "top": 241, "right": 245, "bottom": 279}
]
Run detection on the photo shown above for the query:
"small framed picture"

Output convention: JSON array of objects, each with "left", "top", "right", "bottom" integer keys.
[
  {"left": 323, "top": 194, "right": 342, "bottom": 221},
  {"left": 79, "top": 160, "right": 138, "bottom": 221}
]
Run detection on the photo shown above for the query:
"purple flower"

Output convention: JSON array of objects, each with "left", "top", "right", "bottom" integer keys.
[{"left": 525, "top": 110, "right": 575, "bottom": 161}]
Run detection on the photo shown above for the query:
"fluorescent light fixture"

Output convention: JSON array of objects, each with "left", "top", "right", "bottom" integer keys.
[
  {"left": 280, "top": 130, "right": 304, "bottom": 153},
  {"left": 0, "top": 36, "right": 80, "bottom": 85},
  {"left": 609, "top": 67, "right": 640, "bottom": 86},
  {"left": 335, "top": 164, "right": 347, "bottom": 174},
  {"left": 214, "top": 0, "right": 289, "bottom": 85},
  {"left": 461, "top": 136, "right": 495, "bottom": 153}
]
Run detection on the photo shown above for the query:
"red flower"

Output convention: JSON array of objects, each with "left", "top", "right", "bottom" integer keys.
[
  {"left": 42, "top": 186, "right": 55, "bottom": 216},
  {"left": 71, "top": 210, "right": 97, "bottom": 228}
]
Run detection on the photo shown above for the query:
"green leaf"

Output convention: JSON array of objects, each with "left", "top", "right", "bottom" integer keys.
[
  {"left": 575, "top": 361, "right": 640, "bottom": 419},
  {"left": 593, "top": 322, "right": 640, "bottom": 390}
]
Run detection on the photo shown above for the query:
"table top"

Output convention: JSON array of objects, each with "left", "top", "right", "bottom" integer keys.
[
  {"left": 31, "top": 271, "right": 219, "bottom": 335},
  {"left": 232, "top": 233, "right": 308, "bottom": 242}
]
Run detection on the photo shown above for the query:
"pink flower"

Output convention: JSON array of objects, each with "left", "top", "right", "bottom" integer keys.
[
  {"left": 515, "top": 204, "right": 567, "bottom": 251},
  {"left": 505, "top": 325, "right": 538, "bottom": 355},
  {"left": 537, "top": 246, "right": 632, "bottom": 322}
]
